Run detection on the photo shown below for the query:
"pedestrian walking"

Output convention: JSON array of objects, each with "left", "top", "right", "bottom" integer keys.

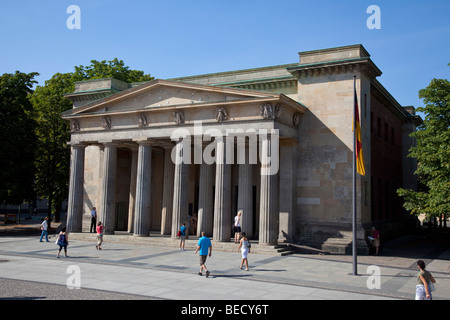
[
  {"left": 90, "top": 207, "right": 97, "bottom": 233},
  {"left": 234, "top": 210, "right": 242, "bottom": 243},
  {"left": 96, "top": 221, "right": 105, "bottom": 250},
  {"left": 194, "top": 231, "right": 212, "bottom": 277},
  {"left": 39, "top": 216, "right": 49, "bottom": 242},
  {"left": 56, "top": 227, "right": 69, "bottom": 258},
  {"left": 237, "top": 232, "right": 251, "bottom": 271},
  {"left": 415, "top": 260, "right": 436, "bottom": 300},
  {"left": 179, "top": 223, "right": 186, "bottom": 251}
]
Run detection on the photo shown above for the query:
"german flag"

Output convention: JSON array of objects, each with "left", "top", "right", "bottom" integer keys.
[{"left": 353, "top": 87, "right": 365, "bottom": 176}]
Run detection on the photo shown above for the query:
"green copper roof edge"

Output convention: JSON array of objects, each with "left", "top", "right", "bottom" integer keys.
[
  {"left": 286, "top": 57, "right": 369, "bottom": 70},
  {"left": 211, "top": 75, "right": 297, "bottom": 87},
  {"left": 64, "top": 88, "right": 121, "bottom": 96},
  {"left": 168, "top": 63, "right": 299, "bottom": 81}
]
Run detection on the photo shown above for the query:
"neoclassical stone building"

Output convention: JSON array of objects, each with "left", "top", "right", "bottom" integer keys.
[{"left": 62, "top": 45, "right": 421, "bottom": 253}]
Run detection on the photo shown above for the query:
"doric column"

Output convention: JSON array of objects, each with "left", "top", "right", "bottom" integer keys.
[
  {"left": 99, "top": 142, "right": 117, "bottom": 235},
  {"left": 171, "top": 139, "right": 189, "bottom": 238},
  {"left": 259, "top": 134, "right": 279, "bottom": 245},
  {"left": 127, "top": 148, "right": 138, "bottom": 233},
  {"left": 237, "top": 143, "right": 253, "bottom": 238},
  {"left": 278, "top": 139, "right": 296, "bottom": 242},
  {"left": 213, "top": 137, "right": 232, "bottom": 242},
  {"left": 197, "top": 161, "right": 214, "bottom": 237},
  {"left": 161, "top": 146, "right": 174, "bottom": 235},
  {"left": 133, "top": 141, "right": 152, "bottom": 237},
  {"left": 66, "top": 144, "right": 86, "bottom": 233}
]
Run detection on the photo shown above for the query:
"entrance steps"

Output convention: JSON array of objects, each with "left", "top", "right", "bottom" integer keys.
[{"left": 68, "top": 232, "right": 297, "bottom": 256}]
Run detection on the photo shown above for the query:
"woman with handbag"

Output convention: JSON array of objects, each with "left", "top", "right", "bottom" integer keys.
[
  {"left": 415, "top": 260, "right": 436, "bottom": 300},
  {"left": 56, "top": 227, "right": 69, "bottom": 258},
  {"left": 238, "top": 232, "right": 251, "bottom": 271}
]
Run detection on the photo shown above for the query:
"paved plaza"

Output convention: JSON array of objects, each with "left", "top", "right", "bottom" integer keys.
[{"left": 0, "top": 221, "right": 449, "bottom": 303}]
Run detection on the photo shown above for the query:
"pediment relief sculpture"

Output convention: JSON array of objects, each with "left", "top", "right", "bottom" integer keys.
[
  {"left": 70, "top": 120, "right": 80, "bottom": 132},
  {"left": 216, "top": 107, "right": 227, "bottom": 122},
  {"left": 173, "top": 110, "right": 185, "bottom": 125},
  {"left": 260, "top": 103, "right": 281, "bottom": 120},
  {"left": 138, "top": 114, "right": 147, "bottom": 127},
  {"left": 101, "top": 116, "right": 112, "bottom": 130}
]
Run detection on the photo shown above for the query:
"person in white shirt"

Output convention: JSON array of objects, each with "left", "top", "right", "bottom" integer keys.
[
  {"left": 39, "top": 216, "right": 49, "bottom": 242},
  {"left": 234, "top": 210, "right": 242, "bottom": 243}
]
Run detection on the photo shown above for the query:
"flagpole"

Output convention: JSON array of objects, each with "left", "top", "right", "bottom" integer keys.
[{"left": 352, "top": 75, "right": 358, "bottom": 276}]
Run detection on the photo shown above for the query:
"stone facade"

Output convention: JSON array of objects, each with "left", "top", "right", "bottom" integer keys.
[{"left": 62, "top": 44, "right": 421, "bottom": 253}]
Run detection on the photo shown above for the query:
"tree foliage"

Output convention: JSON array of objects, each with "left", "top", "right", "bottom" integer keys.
[
  {"left": 0, "top": 71, "right": 39, "bottom": 205},
  {"left": 72, "top": 58, "right": 153, "bottom": 83},
  {"left": 30, "top": 73, "right": 74, "bottom": 219},
  {"left": 397, "top": 75, "right": 450, "bottom": 219},
  {"left": 30, "top": 59, "right": 153, "bottom": 219}
]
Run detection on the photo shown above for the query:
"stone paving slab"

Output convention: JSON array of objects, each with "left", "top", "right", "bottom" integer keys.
[{"left": 0, "top": 234, "right": 449, "bottom": 301}]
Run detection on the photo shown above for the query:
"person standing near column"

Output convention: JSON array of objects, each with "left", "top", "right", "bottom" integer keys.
[
  {"left": 90, "top": 207, "right": 97, "bottom": 233},
  {"left": 234, "top": 210, "right": 242, "bottom": 243},
  {"left": 179, "top": 223, "right": 186, "bottom": 251},
  {"left": 371, "top": 226, "right": 380, "bottom": 255}
]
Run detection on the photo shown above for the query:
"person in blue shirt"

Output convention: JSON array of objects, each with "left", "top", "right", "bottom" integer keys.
[
  {"left": 194, "top": 231, "right": 212, "bottom": 277},
  {"left": 179, "top": 223, "right": 186, "bottom": 251}
]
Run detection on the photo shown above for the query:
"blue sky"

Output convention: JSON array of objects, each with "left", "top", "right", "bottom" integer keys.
[{"left": 0, "top": 0, "right": 449, "bottom": 112}]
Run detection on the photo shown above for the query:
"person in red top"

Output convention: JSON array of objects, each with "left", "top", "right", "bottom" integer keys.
[
  {"left": 96, "top": 221, "right": 105, "bottom": 250},
  {"left": 372, "top": 227, "right": 380, "bottom": 255}
]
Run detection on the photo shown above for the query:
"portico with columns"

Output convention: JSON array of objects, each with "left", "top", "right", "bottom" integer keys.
[
  {"left": 63, "top": 79, "right": 306, "bottom": 245},
  {"left": 62, "top": 45, "right": 421, "bottom": 253}
]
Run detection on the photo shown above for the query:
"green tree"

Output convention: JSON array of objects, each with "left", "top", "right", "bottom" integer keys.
[
  {"left": 0, "top": 71, "right": 39, "bottom": 206},
  {"left": 30, "top": 73, "right": 74, "bottom": 223},
  {"left": 30, "top": 59, "right": 153, "bottom": 224},
  {"left": 72, "top": 58, "right": 153, "bottom": 83},
  {"left": 397, "top": 75, "right": 450, "bottom": 225}
]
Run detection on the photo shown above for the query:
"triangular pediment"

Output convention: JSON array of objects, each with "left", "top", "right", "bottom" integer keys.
[{"left": 62, "top": 79, "right": 281, "bottom": 118}]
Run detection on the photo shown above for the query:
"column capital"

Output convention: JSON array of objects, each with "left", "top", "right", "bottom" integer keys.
[
  {"left": 133, "top": 138, "right": 154, "bottom": 146},
  {"left": 99, "top": 141, "right": 119, "bottom": 148},
  {"left": 160, "top": 141, "right": 176, "bottom": 149},
  {"left": 69, "top": 142, "right": 88, "bottom": 149}
]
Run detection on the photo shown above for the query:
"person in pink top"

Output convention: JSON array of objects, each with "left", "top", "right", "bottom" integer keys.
[
  {"left": 96, "top": 221, "right": 105, "bottom": 250},
  {"left": 371, "top": 227, "right": 380, "bottom": 255}
]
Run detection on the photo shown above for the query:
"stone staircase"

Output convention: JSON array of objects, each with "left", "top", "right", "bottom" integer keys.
[{"left": 67, "top": 232, "right": 298, "bottom": 256}]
